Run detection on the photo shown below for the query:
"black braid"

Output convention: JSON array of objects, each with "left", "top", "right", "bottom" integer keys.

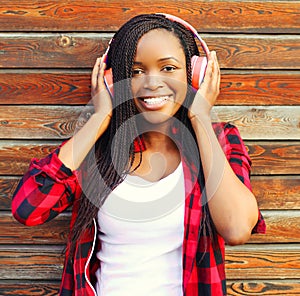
[{"left": 68, "top": 13, "right": 216, "bottom": 259}]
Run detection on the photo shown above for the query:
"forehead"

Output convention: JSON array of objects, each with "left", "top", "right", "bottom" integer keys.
[{"left": 135, "top": 29, "right": 184, "bottom": 59}]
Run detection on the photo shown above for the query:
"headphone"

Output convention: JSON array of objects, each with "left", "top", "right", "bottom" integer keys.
[{"left": 103, "top": 13, "right": 210, "bottom": 97}]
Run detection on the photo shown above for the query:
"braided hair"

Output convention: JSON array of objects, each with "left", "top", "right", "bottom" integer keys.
[{"left": 68, "top": 13, "right": 216, "bottom": 259}]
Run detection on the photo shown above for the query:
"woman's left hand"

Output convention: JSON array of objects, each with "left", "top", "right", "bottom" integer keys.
[{"left": 188, "top": 51, "right": 220, "bottom": 119}]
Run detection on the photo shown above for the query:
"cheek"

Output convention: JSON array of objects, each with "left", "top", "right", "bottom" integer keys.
[{"left": 131, "top": 78, "right": 142, "bottom": 98}]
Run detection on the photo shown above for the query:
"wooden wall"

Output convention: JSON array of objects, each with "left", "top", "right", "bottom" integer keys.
[{"left": 0, "top": 1, "right": 299, "bottom": 295}]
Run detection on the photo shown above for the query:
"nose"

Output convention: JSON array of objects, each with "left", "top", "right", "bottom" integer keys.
[{"left": 143, "top": 74, "right": 164, "bottom": 90}]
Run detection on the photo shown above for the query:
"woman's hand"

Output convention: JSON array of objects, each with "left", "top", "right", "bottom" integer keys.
[
  {"left": 91, "top": 56, "right": 113, "bottom": 122},
  {"left": 188, "top": 51, "right": 220, "bottom": 120}
]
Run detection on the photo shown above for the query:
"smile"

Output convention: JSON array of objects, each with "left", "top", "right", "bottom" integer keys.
[{"left": 138, "top": 96, "right": 172, "bottom": 108}]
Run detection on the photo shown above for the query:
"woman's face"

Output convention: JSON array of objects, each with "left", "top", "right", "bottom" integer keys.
[{"left": 131, "top": 29, "right": 188, "bottom": 124}]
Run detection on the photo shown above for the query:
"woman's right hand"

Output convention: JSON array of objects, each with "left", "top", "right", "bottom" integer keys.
[{"left": 91, "top": 56, "right": 113, "bottom": 127}]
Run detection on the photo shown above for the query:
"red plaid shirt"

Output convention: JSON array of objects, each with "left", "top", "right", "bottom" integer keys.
[{"left": 12, "top": 122, "right": 265, "bottom": 296}]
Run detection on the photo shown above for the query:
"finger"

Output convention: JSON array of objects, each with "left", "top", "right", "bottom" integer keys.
[
  {"left": 212, "top": 51, "right": 221, "bottom": 88},
  {"left": 97, "top": 57, "right": 107, "bottom": 88},
  {"left": 92, "top": 57, "right": 101, "bottom": 87}
]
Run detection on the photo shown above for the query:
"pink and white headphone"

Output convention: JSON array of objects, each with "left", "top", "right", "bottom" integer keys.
[{"left": 103, "top": 13, "right": 210, "bottom": 96}]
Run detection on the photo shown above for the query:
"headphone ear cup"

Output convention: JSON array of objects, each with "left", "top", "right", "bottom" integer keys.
[
  {"left": 191, "top": 55, "right": 208, "bottom": 90},
  {"left": 104, "top": 68, "right": 114, "bottom": 97}
]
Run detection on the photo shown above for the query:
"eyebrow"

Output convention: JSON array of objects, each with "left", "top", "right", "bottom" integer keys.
[{"left": 133, "top": 56, "right": 181, "bottom": 65}]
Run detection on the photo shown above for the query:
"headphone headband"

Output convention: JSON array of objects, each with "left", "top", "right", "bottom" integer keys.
[
  {"left": 156, "top": 13, "right": 210, "bottom": 57},
  {"left": 103, "top": 13, "right": 210, "bottom": 95}
]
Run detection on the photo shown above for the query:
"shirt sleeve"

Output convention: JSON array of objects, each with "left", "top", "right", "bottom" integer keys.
[
  {"left": 11, "top": 144, "right": 81, "bottom": 226},
  {"left": 214, "top": 122, "right": 266, "bottom": 234}
]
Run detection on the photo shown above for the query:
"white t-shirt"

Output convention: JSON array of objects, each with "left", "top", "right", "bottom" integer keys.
[{"left": 95, "top": 162, "right": 185, "bottom": 295}]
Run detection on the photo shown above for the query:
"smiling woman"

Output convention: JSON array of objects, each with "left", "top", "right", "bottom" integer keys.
[{"left": 11, "top": 13, "right": 265, "bottom": 296}]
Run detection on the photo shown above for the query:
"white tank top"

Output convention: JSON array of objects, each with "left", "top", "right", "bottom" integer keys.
[{"left": 95, "top": 162, "right": 185, "bottom": 295}]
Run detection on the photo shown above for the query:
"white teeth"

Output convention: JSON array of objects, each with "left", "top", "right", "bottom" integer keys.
[{"left": 143, "top": 96, "right": 169, "bottom": 105}]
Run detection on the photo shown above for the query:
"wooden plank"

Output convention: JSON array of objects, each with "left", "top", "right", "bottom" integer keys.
[
  {"left": 0, "top": 246, "right": 64, "bottom": 280},
  {"left": 219, "top": 73, "right": 300, "bottom": 106},
  {"left": 2, "top": 175, "right": 299, "bottom": 210},
  {"left": 0, "top": 34, "right": 299, "bottom": 69},
  {"left": 0, "top": 72, "right": 91, "bottom": 105},
  {"left": 0, "top": 72, "right": 299, "bottom": 106},
  {"left": 0, "top": 106, "right": 85, "bottom": 139},
  {"left": 0, "top": 281, "right": 60, "bottom": 296},
  {"left": 225, "top": 244, "right": 300, "bottom": 280},
  {"left": 0, "top": 141, "right": 299, "bottom": 175},
  {"left": 1, "top": 244, "right": 299, "bottom": 280},
  {"left": 0, "top": 280, "right": 299, "bottom": 296},
  {"left": 0, "top": 212, "right": 70, "bottom": 245},
  {"left": 214, "top": 106, "right": 300, "bottom": 140},
  {"left": 1, "top": 211, "right": 299, "bottom": 244},
  {"left": 0, "top": 177, "right": 19, "bottom": 210},
  {"left": 0, "top": 1, "right": 298, "bottom": 33},
  {"left": 249, "top": 210, "right": 300, "bottom": 244},
  {"left": 227, "top": 280, "right": 300, "bottom": 296},
  {"left": 1, "top": 106, "right": 300, "bottom": 140},
  {"left": 246, "top": 141, "right": 300, "bottom": 175},
  {"left": 252, "top": 176, "right": 300, "bottom": 210},
  {"left": 0, "top": 141, "right": 59, "bottom": 175}
]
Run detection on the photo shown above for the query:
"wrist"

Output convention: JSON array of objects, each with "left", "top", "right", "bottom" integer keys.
[{"left": 189, "top": 111, "right": 211, "bottom": 124}]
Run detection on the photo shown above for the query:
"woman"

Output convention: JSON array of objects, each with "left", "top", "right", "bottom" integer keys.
[{"left": 12, "top": 13, "right": 265, "bottom": 296}]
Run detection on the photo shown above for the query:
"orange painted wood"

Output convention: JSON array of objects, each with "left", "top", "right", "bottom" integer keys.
[
  {"left": 227, "top": 280, "right": 300, "bottom": 295},
  {"left": 0, "top": 1, "right": 298, "bottom": 33},
  {"left": 2, "top": 210, "right": 299, "bottom": 244},
  {"left": 0, "top": 141, "right": 299, "bottom": 175},
  {"left": 0, "top": 34, "right": 299, "bottom": 69},
  {"left": 1, "top": 244, "right": 299, "bottom": 280},
  {"left": 252, "top": 176, "right": 300, "bottom": 210},
  {"left": 0, "top": 280, "right": 299, "bottom": 296},
  {"left": 2, "top": 175, "right": 299, "bottom": 210},
  {"left": 0, "top": 72, "right": 299, "bottom": 106},
  {"left": 225, "top": 244, "right": 300, "bottom": 280}
]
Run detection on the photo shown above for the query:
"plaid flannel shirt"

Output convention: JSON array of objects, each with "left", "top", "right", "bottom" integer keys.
[{"left": 12, "top": 122, "right": 266, "bottom": 296}]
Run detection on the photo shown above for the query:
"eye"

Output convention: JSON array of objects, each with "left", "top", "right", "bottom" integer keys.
[
  {"left": 162, "top": 65, "right": 176, "bottom": 72},
  {"left": 132, "top": 68, "right": 144, "bottom": 76}
]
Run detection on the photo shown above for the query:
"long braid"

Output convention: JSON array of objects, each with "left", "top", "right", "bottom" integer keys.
[{"left": 68, "top": 14, "right": 217, "bottom": 260}]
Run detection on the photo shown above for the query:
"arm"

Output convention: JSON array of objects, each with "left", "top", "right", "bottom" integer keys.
[
  {"left": 58, "top": 56, "right": 112, "bottom": 170},
  {"left": 12, "top": 147, "right": 80, "bottom": 226},
  {"left": 12, "top": 57, "right": 112, "bottom": 225},
  {"left": 189, "top": 52, "right": 262, "bottom": 245}
]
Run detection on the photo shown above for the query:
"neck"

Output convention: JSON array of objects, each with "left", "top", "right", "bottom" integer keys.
[{"left": 137, "top": 119, "right": 176, "bottom": 151}]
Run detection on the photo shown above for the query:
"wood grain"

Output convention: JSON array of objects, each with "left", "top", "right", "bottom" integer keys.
[
  {"left": 0, "top": 72, "right": 91, "bottom": 105},
  {"left": 0, "top": 34, "right": 299, "bottom": 69},
  {"left": 0, "top": 213, "right": 70, "bottom": 244},
  {"left": 252, "top": 176, "right": 300, "bottom": 210},
  {"left": 0, "top": 245, "right": 64, "bottom": 280},
  {"left": 249, "top": 210, "right": 300, "bottom": 243},
  {"left": 0, "top": 280, "right": 299, "bottom": 296},
  {"left": 227, "top": 280, "right": 300, "bottom": 296},
  {"left": 2, "top": 175, "right": 299, "bottom": 210},
  {"left": 0, "top": 72, "right": 299, "bottom": 106},
  {"left": 0, "top": 1, "right": 298, "bottom": 33},
  {"left": 0, "top": 281, "right": 60, "bottom": 296},
  {"left": 225, "top": 244, "right": 300, "bottom": 280},
  {"left": 0, "top": 141, "right": 299, "bottom": 175},
  {"left": 0, "top": 141, "right": 59, "bottom": 175},
  {"left": 1, "top": 210, "right": 299, "bottom": 244},
  {"left": 214, "top": 106, "right": 300, "bottom": 140},
  {"left": 1, "top": 106, "right": 299, "bottom": 139},
  {"left": 1, "top": 244, "right": 298, "bottom": 280},
  {"left": 246, "top": 141, "right": 300, "bottom": 175}
]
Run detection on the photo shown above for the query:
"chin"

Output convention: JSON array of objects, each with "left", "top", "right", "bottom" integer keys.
[{"left": 138, "top": 111, "right": 173, "bottom": 126}]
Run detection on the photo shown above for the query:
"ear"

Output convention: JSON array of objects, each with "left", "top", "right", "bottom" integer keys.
[{"left": 191, "top": 55, "right": 208, "bottom": 90}]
